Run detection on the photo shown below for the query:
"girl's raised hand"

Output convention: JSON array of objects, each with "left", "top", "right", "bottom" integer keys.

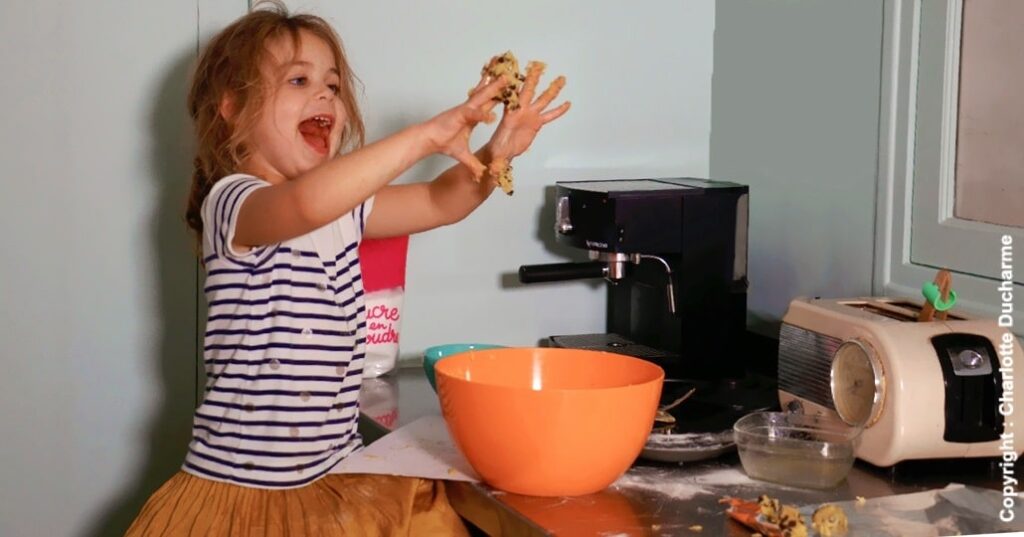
[
  {"left": 424, "top": 76, "right": 506, "bottom": 179},
  {"left": 486, "top": 62, "right": 571, "bottom": 179}
]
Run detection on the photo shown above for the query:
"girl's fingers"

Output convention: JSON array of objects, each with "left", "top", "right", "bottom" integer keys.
[
  {"left": 467, "top": 72, "right": 498, "bottom": 100},
  {"left": 469, "top": 73, "right": 491, "bottom": 95},
  {"left": 488, "top": 156, "right": 509, "bottom": 178},
  {"left": 518, "top": 61, "right": 545, "bottom": 105},
  {"left": 533, "top": 76, "right": 566, "bottom": 110},
  {"left": 540, "top": 101, "right": 571, "bottom": 124},
  {"left": 463, "top": 77, "right": 505, "bottom": 124},
  {"left": 467, "top": 105, "right": 496, "bottom": 125},
  {"left": 452, "top": 146, "right": 487, "bottom": 180},
  {"left": 468, "top": 77, "right": 506, "bottom": 108}
]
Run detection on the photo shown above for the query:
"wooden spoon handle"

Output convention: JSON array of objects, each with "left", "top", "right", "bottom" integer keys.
[
  {"left": 919, "top": 269, "right": 953, "bottom": 322},
  {"left": 660, "top": 387, "right": 697, "bottom": 413},
  {"left": 935, "top": 270, "right": 952, "bottom": 321}
]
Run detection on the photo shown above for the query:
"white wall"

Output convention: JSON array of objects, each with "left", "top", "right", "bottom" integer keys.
[
  {"left": 290, "top": 0, "right": 716, "bottom": 355},
  {"left": 710, "top": 0, "right": 885, "bottom": 333},
  {"left": 0, "top": 2, "right": 245, "bottom": 536}
]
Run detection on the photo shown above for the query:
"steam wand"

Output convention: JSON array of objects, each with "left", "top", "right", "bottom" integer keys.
[
  {"left": 637, "top": 254, "right": 676, "bottom": 315},
  {"left": 519, "top": 251, "right": 677, "bottom": 315}
]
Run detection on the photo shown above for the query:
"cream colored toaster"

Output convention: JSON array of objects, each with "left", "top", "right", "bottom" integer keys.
[{"left": 778, "top": 296, "right": 1022, "bottom": 467}]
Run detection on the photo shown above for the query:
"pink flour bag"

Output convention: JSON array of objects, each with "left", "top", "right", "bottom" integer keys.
[{"left": 358, "top": 235, "right": 409, "bottom": 378}]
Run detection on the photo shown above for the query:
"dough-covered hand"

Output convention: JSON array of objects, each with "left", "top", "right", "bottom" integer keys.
[
  {"left": 424, "top": 76, "right": 505, "bottom": 179},
  {"left": 486, "top": 58, "right": 570, "bottom": 195}
]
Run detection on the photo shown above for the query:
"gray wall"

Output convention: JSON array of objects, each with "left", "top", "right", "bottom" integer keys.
[
  {"left": 0, "top": 2, "right": 245, "bottom": 536},
  {"left": 710, "top": 0, "right": 885, "bottom": 334},
  {"left": 0, "top": 0, "right": 890, "bottom": 535}
]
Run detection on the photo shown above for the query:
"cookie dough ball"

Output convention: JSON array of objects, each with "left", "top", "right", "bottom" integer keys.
[
  {"left": 778, "top": 505, "right": 807, "bottom": 537},
  {"left": 481, "top": 51, "right": 526, "bottom": 110},
  {"left": 493, "top": 161, "right": 514, "bottom": 195},
  {"left": 812, "top": 504, "right": 849, "bottom": 537},
  {"left": 757, "top": 495, "right": 782, "bottom": 524}
]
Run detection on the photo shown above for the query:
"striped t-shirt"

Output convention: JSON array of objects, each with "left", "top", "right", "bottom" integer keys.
[{"left": 182, "top": 173, "right": 373, "bottom": 489}]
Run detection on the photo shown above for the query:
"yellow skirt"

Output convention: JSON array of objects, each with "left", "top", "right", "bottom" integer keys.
[{"left": 124, "top": 471, "right": 470, "bottom": 537}]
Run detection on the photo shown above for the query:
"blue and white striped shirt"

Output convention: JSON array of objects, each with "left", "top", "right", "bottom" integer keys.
[{"left": 182, "top": 173, "right": 373, "bottom": 489}]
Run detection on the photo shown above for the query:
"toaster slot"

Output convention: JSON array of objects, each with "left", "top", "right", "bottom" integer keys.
[
  {"left": 882, "top": 300, "right": 965, "bottom": 320},
  {"left": 839, "top": 300, "right": 965, "bottom": 322},
  {"left": 847, "top": 302, "right": 918, "bottom": 322},
  {"left": 930, "top": 333, "right": 1004, "bottom": 443}
]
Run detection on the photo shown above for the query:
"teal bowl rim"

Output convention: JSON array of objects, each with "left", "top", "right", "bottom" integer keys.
[
  {"left": 423, "top": 343, "right": 507, "bottom": 391},
  {"left": 423, "top": 343, "right": 506, "bottom": 358}
]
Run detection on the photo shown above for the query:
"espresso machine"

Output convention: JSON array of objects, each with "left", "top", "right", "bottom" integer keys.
[
  {"left": 519, "top": 177, "right": 749, "bottom": 379},
  {"left": 519, "top": 178, "right": 774, "bottom": 431}
]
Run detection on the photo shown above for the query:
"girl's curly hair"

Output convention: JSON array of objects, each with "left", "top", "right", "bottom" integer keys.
[{"left": 184, "top": 0, "right": 364, "bottom": 249}]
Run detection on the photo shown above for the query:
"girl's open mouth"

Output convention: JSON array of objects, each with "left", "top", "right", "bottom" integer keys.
[{"left": 298, "top": 114, "right": 333, "bottom": 155}]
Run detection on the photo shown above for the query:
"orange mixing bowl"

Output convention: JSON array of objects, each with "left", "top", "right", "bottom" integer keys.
[{"left": 434, "top": 347, "right": 664, "bottom": 496}]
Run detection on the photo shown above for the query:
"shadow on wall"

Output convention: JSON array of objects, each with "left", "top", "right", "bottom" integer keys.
[
  {"left": 499, "top": 184, "right": 596, "bottom": 290},
  {"left": 85, "top": 48, "right": 198, "bottom": 537}
]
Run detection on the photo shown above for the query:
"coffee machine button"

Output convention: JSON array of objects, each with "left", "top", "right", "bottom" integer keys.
[{"left": 555, "top": 196, "right": 573, "bottom": 234}]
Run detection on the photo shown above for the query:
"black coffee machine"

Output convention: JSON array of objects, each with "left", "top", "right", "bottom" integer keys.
[{"left": 519, "top": 178, "right": 750, "bottom": 381}]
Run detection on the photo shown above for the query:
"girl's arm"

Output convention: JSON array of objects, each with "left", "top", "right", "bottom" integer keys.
[
  {"left": 361, "top": 144, "right": 498, "bottom": 238},
  {"left": 364, "top": 65, "right": 569, "bottom": 239},
  {"left": 231, "top": 78, "right": 504, "bottom": 250}
]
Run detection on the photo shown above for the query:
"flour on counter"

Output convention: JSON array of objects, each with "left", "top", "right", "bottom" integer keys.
[
  {"left": 692, "top": 468, "right": 760, "bottom": 487},
  {"left": 611, "top": 465, "right": 778, "bottom": 501}
]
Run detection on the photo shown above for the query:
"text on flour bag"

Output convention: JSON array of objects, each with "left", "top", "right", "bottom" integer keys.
[{"left": 358, "top": 235, "right": 409, "bottom": 378}]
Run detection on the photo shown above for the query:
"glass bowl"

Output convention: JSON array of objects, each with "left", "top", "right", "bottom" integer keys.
[{"left": 734, "top": 411, "right": 861, "bottom": 489}]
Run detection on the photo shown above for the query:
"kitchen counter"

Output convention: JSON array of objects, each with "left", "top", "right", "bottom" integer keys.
[{"left": 358, "top": 364, "right": 1006, "bottom": 537}]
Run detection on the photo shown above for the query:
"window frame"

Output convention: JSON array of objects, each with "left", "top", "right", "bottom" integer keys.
[{"left": 875, "top": 0, "right": 1022, "bottom": 333}]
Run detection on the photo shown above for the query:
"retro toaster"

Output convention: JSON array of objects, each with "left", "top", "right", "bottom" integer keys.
[{"left": 778, "top": 296, "right": 1022, "bottom": 466}]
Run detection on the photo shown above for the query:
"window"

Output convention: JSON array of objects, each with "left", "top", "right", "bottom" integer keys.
[
  {"left": 954, "top": 0, "right": 1024, "bottom": 229},
  {"left": 876, "top": 0, "right": 1022, "bottom": 333}
]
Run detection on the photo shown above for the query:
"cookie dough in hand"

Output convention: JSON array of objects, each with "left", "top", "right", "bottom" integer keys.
[
  {"left": 480, "top": 51, "right": 526, "bottom": 195},
  {"left": 477, "top": 52, "right": 557, "bottom": 196},
  {"left": 489, "top": 159, "right": 514, "bottom": 195},
  {"left": 481, "top": 51, "right": 526, "bottom": 110}
]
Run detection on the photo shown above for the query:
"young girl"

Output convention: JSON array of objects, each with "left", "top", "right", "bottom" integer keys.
[{"left": 125, "top": 2, "right": 568, "bottom": 535}]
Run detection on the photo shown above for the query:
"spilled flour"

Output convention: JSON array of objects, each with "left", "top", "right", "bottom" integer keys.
[
  {"left": 611, "top": 465, "right": 771, "bottom": 501},
  {"left": 644, "top": 431, "right": 734, "bottom": 449}
]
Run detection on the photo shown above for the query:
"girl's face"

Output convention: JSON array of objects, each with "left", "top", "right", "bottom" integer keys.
[{"left": 241, "top": 30, "right": 347, "bottom": 183}]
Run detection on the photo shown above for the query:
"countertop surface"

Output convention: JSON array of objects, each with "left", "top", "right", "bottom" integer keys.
[{"left": 357, "top": 363, "right": 1008, "bottom": 537}]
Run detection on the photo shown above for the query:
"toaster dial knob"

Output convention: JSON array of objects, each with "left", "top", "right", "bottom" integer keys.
[
  {"left": 957, "top": 349, "right": 984, "bottom": 369},
  {"left": 830, "top": 339, "right": 884, "bottom": 427}
]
